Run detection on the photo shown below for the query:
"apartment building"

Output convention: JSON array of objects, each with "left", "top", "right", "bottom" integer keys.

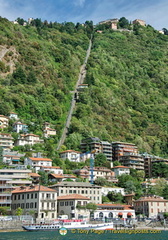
[
  {"left": 81, "top": 137, "right": 112, "bottom": 162},
  {"left": 0, "top": 169, "right": 32, "bottom": 186},
  {"left": 0, "top": 115, "right": 9, "bottom": 129},
  {"left": 11, "top": 185, "right": 57, "bottom": 220},
  {"left": 0, "top": 133, "right": 14, "bottom": 149},
  {"left": 40, "top": 166, "right": 63, "bottom": 175},
  {"left": 49, "top": 173, "right": 76, "bottom": 182},
  {"left": 120, "top": 154, "right": 144, "bottom": 171},
  {"left": 112, "top": 142, "right": 138, "bottom": 161},
  {"left": 57, "top": 194, "right": 90, "bottom": 219},
  {"left": 59, "top": 150, "right": 81, "bottom": 162},
  {"left": 50, "top": 182, "right": 102, "bottom": 204},
  {"left": 134, "top": 196, "right": 168, "bottom": 218},
  {"left": 0, "top": 178, "right": 13, "bottom": 208}
]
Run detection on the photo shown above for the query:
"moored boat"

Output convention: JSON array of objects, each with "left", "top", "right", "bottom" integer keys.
[{"left": 22, "top": 219, "right": 113, "bottom": 231}]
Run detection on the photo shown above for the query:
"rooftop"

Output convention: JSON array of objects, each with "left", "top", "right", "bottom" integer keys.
[
  {"left": 12, "top": 185, "right": 56, "bottom": 193},
  {"left": 50, "top": 181, "right": 101, "bottom": 188},
  {"left": 29, "top": 157, "right": 52, "bottom": 162},
  {"left": 57, "top": 194, "right": 90, "bottom": 200},
  {"left": 135, "top": 196, "right": 168, "bottom": 202},
  {"left": 112, "top": 166, "right": 130, "bottom": 169}
]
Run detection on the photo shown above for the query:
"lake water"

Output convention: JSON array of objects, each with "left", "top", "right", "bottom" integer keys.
[{"left": 0, "top": 229, "right": 167, "bottom": 240}]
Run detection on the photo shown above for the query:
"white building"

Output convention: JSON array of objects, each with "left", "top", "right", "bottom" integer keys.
[
  {"left": 24, "top": 157, "right": 52, "bottom": 172},
  {"left": 12, "top": 185, "right": 57, "bottom": 220},
  {"left": 13, "top": 121, "right": 28, "bottom": 133},
  {"left": 93, "top": 203, "right": 135, "bottom": 219},
  {"left": 9, "top": 112, "right": 19, "bottom": 120},
  {"left": 15, "top": 134, "right": 44, "bottom": 146},
  {"left": 101, "top": 187, "right": 125, "bottom": 196},
  {"left": 59, "top": 150, "right": 81, "bottom": 162},
  {"left": 111, "top": 166, "right": 130, "bottom": 177},
  {"left": 40, "top": 166, "right": 63, "bottom": 175}
]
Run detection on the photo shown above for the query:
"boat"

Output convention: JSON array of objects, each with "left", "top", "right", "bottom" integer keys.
[{"left": 22, "top": 219, "right": 114, "bottom": 231}]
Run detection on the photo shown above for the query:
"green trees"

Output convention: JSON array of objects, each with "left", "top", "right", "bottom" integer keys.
[
  {"left": 152, "top": 163, "right": 168, "bottom": 178},
  {"left": 94, "top": 153, "right": 107, "bottom": 167}
]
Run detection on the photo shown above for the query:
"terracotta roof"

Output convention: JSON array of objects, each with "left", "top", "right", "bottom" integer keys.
[
  {"left": 112, "top": 166, "right": 130, "bottom": 169},
  {"left": 50, "top": 174, "right": 76, "bottom": 179},
  {"left": 97, "top": 204, "right": 132, "bottom": 210},
  {"left": 134, "top": 196, "right": 168, "bottom": 202},
  {"left": 12, "top": 185, "right": 56, "bottom": 193},
  {"left": 60, "top": 150, "right": 81, "bottom": 154},
  {"left": 29, "top": 173, "right": 40, "bottom": 177},
  {"left": 50, "top": 174, "right": 64, "bottom": 179},
  {"left": 57, "top": 194, "right": 90, "bottom": 200},
  {"left": 41, "top": 166, "right": 60, "bottom": 169},
  {"left": 29, "top": 157, "right": 52, "bottom": 162}
]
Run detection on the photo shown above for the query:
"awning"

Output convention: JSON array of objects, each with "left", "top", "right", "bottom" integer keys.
[
  {"left": 127, "top": 212, "right": 132, "bottom": 216},
  {"left": 118, "top": 212, "right": 123, "bottom": 215}
]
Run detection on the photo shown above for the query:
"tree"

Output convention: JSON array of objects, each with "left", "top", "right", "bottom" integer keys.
[
  {"left": 94, "top": 153, "right": 107, "bottom": 167},
  {"left": 125, "top": 180, "right": 136, "bottom": 193},
  {"left": 16, "top": 18, "right": 25, "bottom": 25},
  {"left": 38, "top": 171, "right": 48, "bottom": 186},
  {"left": 162, "top": 185, "right": 168, "bottom": 200},
  {"left": 16, "top": 207, "right": 23, "bottom": 216},
  {"left": 118, "top": 17, "right": 129, "bottom": 28},
  {"left": 12, "top": 66, "right": 27, "bottom": 84},
  {"left": 94, "top": 177, "right": 107, "bottom": 186},
  {"left": 107, "top": 191, "right": 124, "bottom": 203},
  {"left": 86, "top": 202, "right": 97, "bottom": 212}
]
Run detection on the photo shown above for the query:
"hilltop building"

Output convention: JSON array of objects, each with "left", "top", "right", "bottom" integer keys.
[
  {"left": 111, "top": 165, "right": 130, "bottom": 177},
  {"left": 15, "top": 134, "right": 44, "bottom": 147},
  {"left": 9, "top": 112, "right": 19, "bottom": 120},
  {"left": 24, "top": 157, "right": 52, "bottom": 172},
  {"left": 99, "top": 18, "right": 119, "bottom": 30},
  {"left": 112, "top": 142, "right": 138, "bottom": 161},
  {"left": 132, "top": 19, "right": 146, "bottom": 26}
]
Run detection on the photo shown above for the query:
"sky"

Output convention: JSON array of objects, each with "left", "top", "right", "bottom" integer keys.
[{"left": 0, "top": 0, "right": 167, "bottom": 30}]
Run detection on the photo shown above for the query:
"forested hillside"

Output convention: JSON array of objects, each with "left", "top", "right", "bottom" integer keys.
[
  {"left": 68, "top": 25, "right": 168, "bottom": 156},
  {"left": 0, "top": 17, "right": 168, "bottom": 157},
  {"left": 0, "top": 17, "right": 90, "bottom": 139}
]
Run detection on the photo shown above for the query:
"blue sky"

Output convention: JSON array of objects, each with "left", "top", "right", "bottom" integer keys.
[{"left": 0, "top": 0, "right": 167, "bottom": 30}]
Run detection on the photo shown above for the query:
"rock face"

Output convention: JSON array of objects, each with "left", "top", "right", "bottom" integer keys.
[{"left": 0, "top": 45, "right": 19, "bottom": 77}]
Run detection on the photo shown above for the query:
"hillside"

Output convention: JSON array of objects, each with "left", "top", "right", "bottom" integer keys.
[
  {"left": 68, "top": 25, "right": 168, "bottom": 156},
  {"left": 0, "top": 17, "right": 90, "bottom": 139},
  {"left": 0, "top": 17, "right": 168, "bottom": 157}
]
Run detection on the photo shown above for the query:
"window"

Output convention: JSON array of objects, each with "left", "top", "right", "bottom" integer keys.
[
  {"left": 65, "top": 201, "right": 68, "bottom": 206},
  {"left": 99, "top": 212, "right": 103, "bottom": 218},
  {"left": 35, "top": 193, "right": 37, "bottom": 198},
  {"left": 31, "top": 193, "right": 33, "bottom": 199},
  {"left": 42, "top": 193, "right": 44, "bottom": 199},
  {"left": 151, "top": 208, "right": 153, "bottom": 213},
  {"left": 30, "top": 202, "right": 33, "bottom": 208},
  {"left": 46, "top": 194, "right": 50, "bottom": 199},
  {"left": 47, "top": 202, "right": 49, "bottom": 208},
  {"left": 61, "top": 190, "right": 63, "bottom": 193},
  {"left": 52, "top": 213, "right": 54, "bottom": 218},
  {"left": 22, "top": 195, "right": 24, "bottom": 200},
  {"left": 109, "top": 212, "right": 113, "bottom": 218},
  {"left": 60, "top": 202, "right": 64, "bottom": 206},
  {"left": 14, "top": 195, "right": 16, "bottom": 200},
  {"left": 35, "top": 202, "right": 37, "bottom": 208},
  {"left": 73, "top": 190, "right": 76, "bottom": 193},
  {"left": 26, "top": 203, "right": 29, "bottom": 208},
  {"left": 157, "top": 202, "right": 159, "bottom": 206},
  {"left": 42, "top": 202, "right": 44, "bottom": 208},
  {"left": 69, "top": 190, "right": 72, "bottom": 193},
  {"left": 18, "top": 194, "right": 20, "bottom": 200},
  {"left": 27, "top": 194, "right": 29, "bottom": 199},
  {"left": 21, "top": 203, "right": 24, "bottom": 209},
  {"left": 85, "top": 190, "right": 87, "bottom": 194},
  {"left": 52, "top": 194, "right": 55, "bottom": 199},
  {"left": 82, "top": 190, "right": 84, "bottom": 194}
]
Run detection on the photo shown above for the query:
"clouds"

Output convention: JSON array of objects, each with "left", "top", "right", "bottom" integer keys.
[
  {"left": 73, "top": 0, "right": 86, "bottom": 7},
  {"left": 0, "top": 0, "right": 167, "bottom": 29}
]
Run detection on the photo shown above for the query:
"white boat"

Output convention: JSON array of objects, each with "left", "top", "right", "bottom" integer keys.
[{"left": 22, "top": 219, "right": 114, "bottom": 231}]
